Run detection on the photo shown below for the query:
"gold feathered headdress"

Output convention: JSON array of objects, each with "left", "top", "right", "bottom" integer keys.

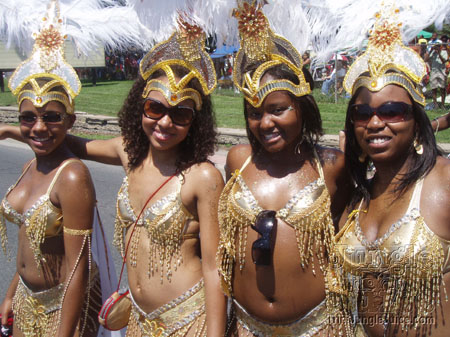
[
  {"left": 8, "top": 0, "right": 80, "bottom": 114},
  {"left": 139, "top": 18, "right": 217, "bottom": 111},
  {"left": 343, "top": 4, "right": 427, "bottom": 105},
  {"left": 232, "top": 0, "right": 311, "bottom": 108}
]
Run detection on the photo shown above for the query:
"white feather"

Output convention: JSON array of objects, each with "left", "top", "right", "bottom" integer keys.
[
  {"left": 306, "top": 0, "right": 450, "bottom": 63},
  {"left": 0, "top": 0, "right": 146, "bottom": 56}
]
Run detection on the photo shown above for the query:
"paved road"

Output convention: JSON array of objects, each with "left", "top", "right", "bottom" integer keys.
[{"left": 0, "top": 139, "right": 228, "bottom": 297}]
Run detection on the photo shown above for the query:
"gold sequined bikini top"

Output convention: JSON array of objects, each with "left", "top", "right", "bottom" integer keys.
[
  {"left": 0, "top": 159, "right": 79, "bottom": 267},
  {"left": 114, "top": 175, "right": 196, "bottom": 282},
  {"left": 217, "top": 149, "right": 335, "bottom": 296},
  {"left": 333, "top": 178, "right": 450, "bottom": 331}
]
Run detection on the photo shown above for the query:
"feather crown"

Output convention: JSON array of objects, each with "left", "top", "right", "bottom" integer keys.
[
  {"left": 232, "top": 0, "right": 311, "bottom": 108},
  {"left": 343, "top": 3, "right": 427, "bottom": 105},
  {"left": 139, "top": 16, "right": 217, "bottom": 110},
  {"left": 8, "top": 0, "right": 80, "bottom": 113}
]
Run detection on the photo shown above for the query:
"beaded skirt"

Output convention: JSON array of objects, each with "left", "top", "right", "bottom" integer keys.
[{"left": 12, "top": 269, "right": 101, "bottom": 337}]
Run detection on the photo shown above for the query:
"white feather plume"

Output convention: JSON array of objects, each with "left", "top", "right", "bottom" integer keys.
[
  {"left": 0, "top": 0, "right": 146, "bottom": 56},
  {"left": 306, "top": 0, "right": 450, "bottom": 63}
]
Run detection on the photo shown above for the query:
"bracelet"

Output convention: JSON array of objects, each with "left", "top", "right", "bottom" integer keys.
[
  {"left": 63, "top": 227, "right": 93, "bottom": 236},
  {"left": 434, "top": 117, "right": 440, "bottom": 136}
]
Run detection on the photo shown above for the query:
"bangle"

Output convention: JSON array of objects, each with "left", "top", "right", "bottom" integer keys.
[{"left": 434, "top": 118, "right": 440, "bottom": 136}]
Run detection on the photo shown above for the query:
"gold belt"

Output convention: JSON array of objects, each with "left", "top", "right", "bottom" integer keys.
[
  {"left": 130, "top": 279, "right": 206, "bottom": 336},
  {"left": 233, "top": 299, "right": 328, "bottom": 337}
]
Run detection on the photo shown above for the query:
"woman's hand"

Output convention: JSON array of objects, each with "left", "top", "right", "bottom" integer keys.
[{"left": 0, "top": 273, "right": 19, "bottom": 326}]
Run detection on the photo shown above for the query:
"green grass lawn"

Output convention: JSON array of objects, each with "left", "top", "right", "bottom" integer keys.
[{"left": 1, "top": 80, "right": 449, "bottom": 142}]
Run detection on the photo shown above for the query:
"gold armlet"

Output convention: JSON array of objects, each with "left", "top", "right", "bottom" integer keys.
[{"left": 63, "top": 227, "right": 93, "bottom": 236}]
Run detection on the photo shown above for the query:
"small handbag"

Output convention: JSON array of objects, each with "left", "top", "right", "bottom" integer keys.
[{"left": 98, "top": 174, "right": 176, "bottom": 331}]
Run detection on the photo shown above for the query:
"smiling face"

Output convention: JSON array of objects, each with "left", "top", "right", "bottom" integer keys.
[
  {"left": 19, "top": 99, "right": 74, "bottom": 157},
  {"left": 245, "top": 73, "right": 303, "bottom": 154},
  {"left": 352, "top": 85, "right": 416, "bottom": 164},
  {"left": 142, "top": 76, "right": 195, "bottom": 153}
]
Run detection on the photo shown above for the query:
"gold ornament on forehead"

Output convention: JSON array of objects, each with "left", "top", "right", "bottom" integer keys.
[
  {"left": 343, "top": 4, "right": 427, "bottom": 105},
  {"left": 232, "top": 0, "right": 310, "bottom": 108}
]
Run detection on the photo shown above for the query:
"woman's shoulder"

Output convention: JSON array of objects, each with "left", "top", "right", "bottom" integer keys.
[
  {"left": 181, "top": 161, "right": 224, "bottom": 200},
  {"left": 424, "top": 156, "right": 450, "bottom": 193},
  {"left": 226, "top": 144, "right": 252, "bottom": 172},
  {"left": 315, "top": 146, "right": 345, "bottom": 167},
  {"left": 183, "top": 161, "right": 224, "bottom": 187},
  {"left": 420, "top": 156, "right": 450, "bottom": 239},
  {"left": 54, "top": 158, "right": 94, "bottom": 191},
  {"left": 314, "top": 145, "right": 346, "bottom": 179}
]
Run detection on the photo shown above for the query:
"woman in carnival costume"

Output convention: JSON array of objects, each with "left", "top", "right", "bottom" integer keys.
[
  {"left": 326, "top": 2, "right": 450, "bottom": 336},
  {"left": 0, "top": 0, "right": 142, "bottom": 335},
  {"left": 60, "top": 12, "right": 227, "bottom": 337},
  {"left": 215, "top": 1, "right": 352, "bottom": 335}
]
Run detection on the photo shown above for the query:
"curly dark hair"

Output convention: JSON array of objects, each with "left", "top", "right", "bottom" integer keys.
[
  {"left": 344, "top": 85, "right": 441, "bottom": 208},
  {"left": 242, "top": 64, "right": 323, "bottom": 154},
  {"left": 118, "top": 66, "right": 217, "bottom": 171}
]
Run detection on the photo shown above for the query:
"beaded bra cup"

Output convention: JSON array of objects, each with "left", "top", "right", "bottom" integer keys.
[
  {"left": 332, "top": 178, "right": 450, "bottom": 332},
  {"left": 217, "top": 149, "right": 335, "bottom": 296},
  {"left": 0, "top": 159, "right": 79, "bottom": 268},
  {"left": 114, "top": 175, "right": 195, "bottom": 283}
]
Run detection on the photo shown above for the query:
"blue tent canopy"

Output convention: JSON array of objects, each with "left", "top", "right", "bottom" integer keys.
[{"left": 210, "top": 45, "right": 238, "bottom": 59}]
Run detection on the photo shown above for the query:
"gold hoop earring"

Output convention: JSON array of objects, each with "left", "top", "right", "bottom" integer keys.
[
  {"left": 413, "top": 139, "right": 423, "bottom": 155},
  {"left": 295, "top": 137, "right": 305, "bottom": 155}
]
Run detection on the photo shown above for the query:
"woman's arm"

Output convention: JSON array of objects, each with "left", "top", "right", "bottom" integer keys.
[
  {"left": 319, "top": 147, "right": 353, "bottom": 226},
  {"left": 0, "top": 272, "right": 19, "bottom": 326},
  {"left": 0, "top": 124, "right": 23, "bottom": 143},
  {"left": 431, "top": 112, "right": 450, "bottom": 133},
  {"left": 192, "top": 163, "right": 226, "bottom": 337},
  {"left": 54, "top": 161, "right": 97, "bottom": 337},
  {"left": 65, "top": 135, "right": 127, "bottom": 166}
]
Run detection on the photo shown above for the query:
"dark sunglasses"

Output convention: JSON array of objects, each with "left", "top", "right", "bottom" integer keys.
[
  {"left": 143, "top": 98, "right": 195, "bottom": 126},
  {"left": 350, "top": 102, "right": 413, "bottom": 126},
  {"left": 251, "top": 210, "right": 277, "bottom": 266},
  {"left": 18, "top": 113, "right": 64, "bottom": 125}
]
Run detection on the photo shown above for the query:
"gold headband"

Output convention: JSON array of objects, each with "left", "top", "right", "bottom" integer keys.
[
  {"left": 140, "top": 19, "right": 217, "bottom": 110},
  {"left": 8, "top": 0, "right": 81, "bottom": 114},
  {"left": 232, "top": 1, "right": 310, "bottom": 108},
  {"left": 343, "top": 5, "right": 427, "bottom": 105},
  {"left": 17, "top": 78, "right": 73, "bottom": 113}
]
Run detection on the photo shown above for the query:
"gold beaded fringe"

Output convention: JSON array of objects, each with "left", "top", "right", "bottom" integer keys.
[{"left": 330, "top": 214, "right": 447, "bottom": 335}]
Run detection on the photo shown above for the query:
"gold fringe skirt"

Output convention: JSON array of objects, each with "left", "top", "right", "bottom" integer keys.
[
  {"left": 126, "top": 279, "right": 207, "bottom": 337},
  {"left": 12, "top": 268, "right": 102, "bottom": 337}
]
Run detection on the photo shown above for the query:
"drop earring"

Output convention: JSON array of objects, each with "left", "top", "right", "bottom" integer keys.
[{"left": 413, "top": 138, "right": 423, "bottom": 155}]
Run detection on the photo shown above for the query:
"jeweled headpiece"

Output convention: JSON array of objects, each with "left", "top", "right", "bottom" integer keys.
[
  {"left": 232, "top": 0, "right": 311, "bottom": 108},
  {"left": 8, "top": 0, "right": 80, "bottom": 114},
  {"left": 140, "top": 18, "right": 217, "bottom": 111},
  {"left": 343, "top": 4, "right": 427, "bottom": 105}
]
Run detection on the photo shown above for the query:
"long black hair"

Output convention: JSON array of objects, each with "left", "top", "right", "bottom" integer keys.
[
  {"left": 344, "top": 86, "right": 440, "bottom": 207},
  {"left": 243, "top": 64, "right": 323, "bottom": 155}
]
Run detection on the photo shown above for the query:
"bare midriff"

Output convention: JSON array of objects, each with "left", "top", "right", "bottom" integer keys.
[
  {"left": 17, "top": 227, "right": 66, "bottom": 291},
  {"left": 232, "top": 219, "right": 326, "bottom": 323},
  {"left": 126, "top": 223, "right": 203, "bottom": 314}
]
